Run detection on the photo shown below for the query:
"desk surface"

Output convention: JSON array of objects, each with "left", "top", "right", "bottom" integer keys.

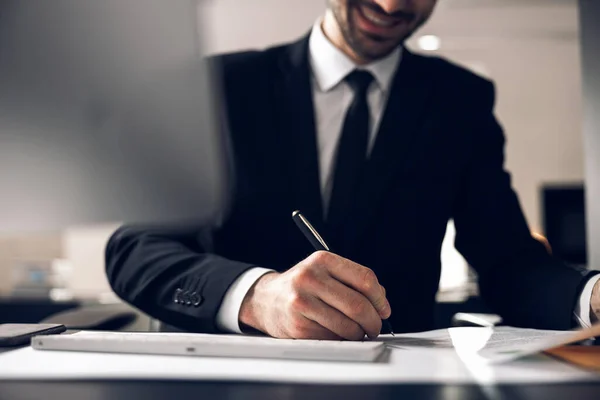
[
  {"left": 1, "top": 380, "right": 599, "bottom": 400},
  {"left": 1, "top": 346, "right": 599, "bottom": 400}
]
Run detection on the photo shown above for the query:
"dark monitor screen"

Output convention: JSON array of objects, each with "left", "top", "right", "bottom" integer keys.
[{"left": 542, "top": 185, "right": 587, "bottom": 266}]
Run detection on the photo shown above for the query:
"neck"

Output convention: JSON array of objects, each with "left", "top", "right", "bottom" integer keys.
[{"left": 322, "top": 9, "right": 370, "bottom": 65}]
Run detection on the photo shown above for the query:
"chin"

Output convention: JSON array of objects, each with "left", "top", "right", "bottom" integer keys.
[{"left": 353, "top": 37, "right": 402, "bottom": 61}]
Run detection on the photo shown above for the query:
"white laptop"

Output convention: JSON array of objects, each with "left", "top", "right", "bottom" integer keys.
[{"left": 31, "top": 331, "right": 386, "bottom": 363}]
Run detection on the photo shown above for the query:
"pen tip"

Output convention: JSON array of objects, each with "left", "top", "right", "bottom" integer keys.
[
  {"left": 384, "top": 320, "right": 395, "bottom": 336},
  {"left": 292, "top": 210, "right": 300, "bottom": 217}
]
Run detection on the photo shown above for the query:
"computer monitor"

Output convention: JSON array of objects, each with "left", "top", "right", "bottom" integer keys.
[
  {"left": 0, "top": 0, "right": 228, "bottom": 233},
  {"left": 542, "top": 184, "right": 587, "bottom": 267}
]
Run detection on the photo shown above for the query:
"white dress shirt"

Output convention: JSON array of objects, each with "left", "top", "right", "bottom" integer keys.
[
  {"left": 215, "top": 20, "right": 599, "bottom": 333},
  {"left": 575, "top": 274, "right": 600, "bottom": 327}
]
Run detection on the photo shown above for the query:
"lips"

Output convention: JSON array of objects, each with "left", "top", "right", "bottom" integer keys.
[
  {"left": 360, "top": 5, "right": 399, "bottom": 27},
  {"left": 353, "top": 3, "right": 411, "bottom": 37}
]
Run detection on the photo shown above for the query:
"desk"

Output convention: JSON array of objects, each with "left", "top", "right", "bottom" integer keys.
[
  {"left": 0, "top": 379, "right": 599, "bottom": 400},
  {"left": 0, "top": 346, "right": 599, "bottom": 400}
]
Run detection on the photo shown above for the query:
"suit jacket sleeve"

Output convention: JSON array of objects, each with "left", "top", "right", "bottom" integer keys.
[
  {"left": 452, "top": 81, "right": 596, "bottom": 330},
  {"left": 105, "top": 225, "right": 256, "bottom": 333}
]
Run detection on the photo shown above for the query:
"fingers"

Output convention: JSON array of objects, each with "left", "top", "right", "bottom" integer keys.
[
  {"left": 308, "top": 251, "right": 391, "bottom": 319},
  {"left": 298, "top": 295, "right": 367, "bottom": 341},
  {"left": 286, "top": 316, "right": 344, "bottom": 341},
  {"left": 313, "top": 278, "right": 381, "bottom": 339},
  {"left": 381, "top": 286, "right": 391, "bottom": 316}
]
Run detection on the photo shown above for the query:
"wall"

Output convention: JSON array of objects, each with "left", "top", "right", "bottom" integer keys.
[
  {"left": 579, "top": 0, "right": 600, "bottom": 269},
  {"left": 197, "top": 0, "right": 324, "bottom": 54}
]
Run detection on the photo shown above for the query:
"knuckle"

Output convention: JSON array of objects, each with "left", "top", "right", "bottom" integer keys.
[
  {"left": 289, "top": 320, "right": 310, "bottom": 339},
  {"left": 361, "top": 268, "right": 377, "bottom": 292},
  {"left": 288, "top": 292, "right": 310, "bottom": 313},
  {"left": 348, "top": 298, "right": 367, "bottom": 317},
  {"left": 310, "top": 250, "right": 333, "bottom": 266},
  {"left": 292, "top": 266, "right": 318, "bottom": 287}
]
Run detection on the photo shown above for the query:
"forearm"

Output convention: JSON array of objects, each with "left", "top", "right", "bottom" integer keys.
[
  {"left": 476, "top": 245, "right": 590, "bottom": 330},
  {"left": 105, "top": 226, "right": 255, "bottom": 333}
]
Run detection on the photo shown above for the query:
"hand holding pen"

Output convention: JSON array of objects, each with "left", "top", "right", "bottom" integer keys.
[
  {"left": 238, "top": 212, "right": 393, "bottom": 340},
  {"left": 292, "top": 210, "right": 395, "bottom": 337}
]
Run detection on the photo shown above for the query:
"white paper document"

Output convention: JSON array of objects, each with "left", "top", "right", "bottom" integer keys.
[
  {"left": 383, "top": 323, "right": 600, "bottom": 364},
  {"left": 0, "top": 326, "right": 598, "bottom": 384}
]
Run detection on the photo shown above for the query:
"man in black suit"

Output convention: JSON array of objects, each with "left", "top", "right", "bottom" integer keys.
[{"left": 106, "top": 0, "right": 600, "bottom": 339}]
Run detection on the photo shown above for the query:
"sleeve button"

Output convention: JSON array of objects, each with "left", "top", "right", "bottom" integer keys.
[
  {"left": 173, "top": 288, "right": 183, "bottom": 304},
  {"left": 179, "top": 291, "right": 190, "bottom": 306},
  {"left": 192, "top": 292, "right": 203, "bottom": 307}
]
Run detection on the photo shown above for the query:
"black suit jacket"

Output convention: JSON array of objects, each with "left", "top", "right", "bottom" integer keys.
[{"left": 105, "top": 35, "right": 597, "bottom": 334}]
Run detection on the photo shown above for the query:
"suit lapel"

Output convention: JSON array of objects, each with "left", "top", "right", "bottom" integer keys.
[
  {"left": 274, "top": 36, "right": 325, "bottom": 229},
  {"left": 342, "top": 50, "right": 438, "bottom": 250}
]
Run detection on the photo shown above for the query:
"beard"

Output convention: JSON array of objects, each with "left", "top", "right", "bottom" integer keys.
[{"left": 329, "top": 0, "right": 431, "bottom": 62}]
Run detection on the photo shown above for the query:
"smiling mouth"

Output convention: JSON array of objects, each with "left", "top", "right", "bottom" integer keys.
[{"left": 356, "top": 3, "right": 412, "bottom": 29}]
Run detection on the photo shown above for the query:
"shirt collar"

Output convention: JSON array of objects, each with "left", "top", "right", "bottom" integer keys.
[{"left": 308, "top": 17, "right": 402, "bottom": 93}]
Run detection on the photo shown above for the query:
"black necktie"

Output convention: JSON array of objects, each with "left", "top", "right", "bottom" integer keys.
[{"left": 327, "top": 70, "right": 374, "bottom": 230}]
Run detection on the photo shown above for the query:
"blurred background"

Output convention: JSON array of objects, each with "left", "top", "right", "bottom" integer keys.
[{"left": 0, "top": 0, "right": 593, "bottom": 328}]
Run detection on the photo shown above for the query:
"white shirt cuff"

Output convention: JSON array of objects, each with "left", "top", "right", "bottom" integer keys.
[
  {"left": 573, "top": 274, "right": 600, "bottom": 328},
  {"left": 215, "top": 267, "right": 275, "bottom": 333}
]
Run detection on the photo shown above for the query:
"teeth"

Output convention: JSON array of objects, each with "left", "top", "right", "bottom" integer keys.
[{"left": 361, "top": 7, "right": 396, "bottom": 28}]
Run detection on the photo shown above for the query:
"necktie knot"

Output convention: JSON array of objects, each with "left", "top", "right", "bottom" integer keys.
[{"left": 345, "top": 70, "right": 375, "bottom": 96}]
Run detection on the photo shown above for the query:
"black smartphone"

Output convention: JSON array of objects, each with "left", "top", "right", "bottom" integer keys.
[{"left": 0, "top": 324, "right": 67, "bottom": 347}]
